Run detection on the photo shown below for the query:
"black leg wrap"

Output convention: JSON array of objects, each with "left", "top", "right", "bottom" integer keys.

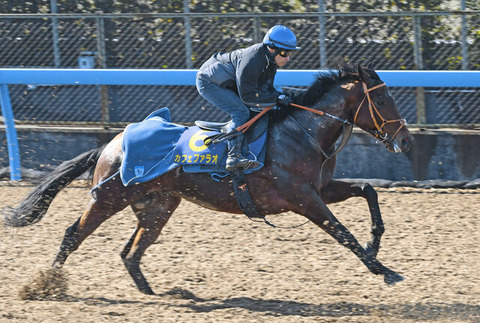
[{"left": 53, "top": 218, "right": 81, "bottom": 267}]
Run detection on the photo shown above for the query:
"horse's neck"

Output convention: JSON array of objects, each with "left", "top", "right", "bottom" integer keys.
[
  {"left": 266, "top": 106, "right": 344, "bottom": 167},
  {"left": 265, "top": 93, "right": 351, "bottom": 187}
]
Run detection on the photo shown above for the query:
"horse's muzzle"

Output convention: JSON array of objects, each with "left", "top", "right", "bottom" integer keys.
[
  {"left": 385, "top": 135, "right": 413, "bottom": 153},
  {"left": 400, "top": 137, "right": 413, "bottom": 153}
]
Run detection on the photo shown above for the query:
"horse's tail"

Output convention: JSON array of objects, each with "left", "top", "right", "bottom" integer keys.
[{"left": 2, "top": 146, "right": 104, "bottom": 227}]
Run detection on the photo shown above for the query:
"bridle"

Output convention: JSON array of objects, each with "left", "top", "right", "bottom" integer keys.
[{"left": 353, "top": 82, "right": 407, "bottom": 143}]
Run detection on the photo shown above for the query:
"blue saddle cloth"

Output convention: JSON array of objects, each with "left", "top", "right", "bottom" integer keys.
[{"left": 120, "top": 108, "right": 267, "bottom": 186}]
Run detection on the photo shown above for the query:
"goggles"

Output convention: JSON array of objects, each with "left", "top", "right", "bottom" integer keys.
[{"left": 278, "top": 49, "right": 293, "bottom": 58}]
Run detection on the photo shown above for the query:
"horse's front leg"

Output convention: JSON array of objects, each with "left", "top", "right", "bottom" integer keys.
[
  {"left": 291, "top": 185, "right": 404, "bottom": 285},
  {"left": 320, "top": 180, "right": 383, "bottom": 258}
]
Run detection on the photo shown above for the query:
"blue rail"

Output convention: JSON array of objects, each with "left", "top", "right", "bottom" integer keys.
[
  {"left": 1, "top": 68, "right": 479, "bottom": 87},
  {"left": 0, "top": 84, "right": 21, "bottom": 180},
  {"left": 1, "top": 69, "right": 480, "bottom": 181}
]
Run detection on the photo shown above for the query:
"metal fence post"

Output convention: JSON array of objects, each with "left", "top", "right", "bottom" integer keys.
[
  {"left": 461, "top": 0, "right": 469, "bottom": 70},
  {"left": 184, "top": 0, "right": 193, "bottom": 69},
  {"left": 413, "top": 14, "right": 426, "bottom": 124},
  {"left": 253, "top": 15, "right": 261, "bottom": 43},
  {"left": 318, "top": 0, "right": 327, "bottom": 68},
  {"left": 96, "top": 17, "right": 107, "bottom": 69},
  {"left": 96, "top": 17, "right": 110, "bottom": 127},
  {"left": 50, "top": 0, "right": 61, "bottom": 67}
]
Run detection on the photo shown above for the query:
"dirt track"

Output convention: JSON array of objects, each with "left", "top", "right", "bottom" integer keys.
[{"left": 1, "top": 182, "right": 479, "bottom": 322}]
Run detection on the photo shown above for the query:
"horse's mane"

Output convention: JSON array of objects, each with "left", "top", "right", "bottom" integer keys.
[
  {"left": 291, "top": 63, "right": 380, "bottom": 107},
  {"left": 269, "top": 62, "right": 380, "bottom": 122}
]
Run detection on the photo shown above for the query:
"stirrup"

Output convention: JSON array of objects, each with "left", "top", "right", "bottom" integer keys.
[{"left": 226, "top": 156, "right": 260, "bottom": 171}]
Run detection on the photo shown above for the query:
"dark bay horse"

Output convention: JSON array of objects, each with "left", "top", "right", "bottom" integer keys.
[{"left": 4, "top": 64, "right": 413, "bottom": 295}]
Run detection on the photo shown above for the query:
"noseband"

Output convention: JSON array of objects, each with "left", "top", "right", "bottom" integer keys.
[{"left": 353, "top": 82, "right": 406, "bottom": 142}]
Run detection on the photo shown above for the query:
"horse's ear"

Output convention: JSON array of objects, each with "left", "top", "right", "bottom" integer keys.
[
  {"left": 363, "top": 63, "right": 381, "bottom": 81},
  {"left": 339, "top": 66, "right": 349, "bottom": 78},
  {"left": 357, "top": 65, "right": 371, "bottom": 85}
]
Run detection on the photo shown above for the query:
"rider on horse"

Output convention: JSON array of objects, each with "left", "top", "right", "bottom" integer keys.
[{"left": 196, "top": 25, "right": 301, "bottom": 171}]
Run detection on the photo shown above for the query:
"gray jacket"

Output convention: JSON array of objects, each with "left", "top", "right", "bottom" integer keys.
[{"left": 197, "top": 43, "right": 281, "bottom": 108}]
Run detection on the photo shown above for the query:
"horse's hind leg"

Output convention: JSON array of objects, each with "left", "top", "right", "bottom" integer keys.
[
  {"left": 52, "top": 196, "right": 128, "bottom": 268},
  {"left": 320, "top": 180, "right": 384, "bottom": 258},
  {"left": 121, "top": 192, "right": 181, "bottom": 295}
]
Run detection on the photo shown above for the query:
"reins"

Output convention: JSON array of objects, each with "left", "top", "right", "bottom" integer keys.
[
  {"left": 290, "top": 102, "right": 353, "bottom": 125},
  {"left": 217, "top": 94, "right": 352, "bottom": 143},
  {"left": 213, "top": 80, "right": 406, "bottom": 147},
  {"left": 236, "top": 105, "right": 273, "bottom": 133},
  {"left": 207, "top": 105, "right": 273, "bottom": 145},
  {"left": 237, "top": 101, "right": 350, "bottom": 134}
]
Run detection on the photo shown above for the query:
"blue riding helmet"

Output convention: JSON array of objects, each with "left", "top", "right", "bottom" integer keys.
[{"left": 263, "top": 25, "right": 301, "bottom": 50}]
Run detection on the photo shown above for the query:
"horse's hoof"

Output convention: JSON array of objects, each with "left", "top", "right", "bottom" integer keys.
[
  {"left": 384, "top": 272, "right": 405, "bottom": 285},
  {"left": 139, "top": 287, "right": 155, "bottom": 295}
]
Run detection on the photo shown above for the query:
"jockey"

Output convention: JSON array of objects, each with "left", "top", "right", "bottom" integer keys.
[{"left": 196, "top": 25, "right": 300, "bottom": 171}]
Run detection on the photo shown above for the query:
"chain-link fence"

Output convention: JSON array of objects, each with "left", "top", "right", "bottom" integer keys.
[{"left": 1, "top": 12, "right": 479, "bottom": 125}]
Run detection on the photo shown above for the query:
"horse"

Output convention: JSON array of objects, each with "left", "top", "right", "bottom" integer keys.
[{"left": 3, "top": 64, "right": 413, "bottom": 295}]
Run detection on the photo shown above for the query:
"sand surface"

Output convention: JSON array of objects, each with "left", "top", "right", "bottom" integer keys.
[{"left": 1, "top": 182, "right": 479, "bottom": 322}]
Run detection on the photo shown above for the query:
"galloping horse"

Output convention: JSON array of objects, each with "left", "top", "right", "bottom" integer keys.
[{"left": 4, "top": 64, "right": 413, "bottom": 295}]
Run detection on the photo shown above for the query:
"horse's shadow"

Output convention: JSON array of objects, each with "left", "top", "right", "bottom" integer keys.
[
  {"left": 61, "top": 287, "right": 479, "bottom": 321},
  {"left": 158, "top": 288, "right": 480, "bottom": 321}
]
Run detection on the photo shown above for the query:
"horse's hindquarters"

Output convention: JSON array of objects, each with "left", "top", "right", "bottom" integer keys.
[{"left": 93, "top": 133, "right": 124, "bottom": 185}]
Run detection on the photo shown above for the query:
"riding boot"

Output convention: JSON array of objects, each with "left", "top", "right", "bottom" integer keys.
[{"left": 225, "top": 134, "right": 260, "bottom": 171}]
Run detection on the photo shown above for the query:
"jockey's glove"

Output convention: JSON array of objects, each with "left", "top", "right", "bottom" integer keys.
[{"left": 276, "top": 94, "right": 292, "bottom": 108}]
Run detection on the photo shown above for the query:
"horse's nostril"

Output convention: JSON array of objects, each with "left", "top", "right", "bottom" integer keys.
[{"left": 401, "top": 137, "right": 412, "bottom": 151}]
